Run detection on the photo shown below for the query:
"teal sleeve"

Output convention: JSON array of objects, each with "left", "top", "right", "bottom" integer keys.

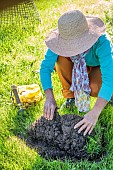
[
  {"left": 96, "top": 34, "right": 113, "bottom": 101},
  {"left": 40, "top": 49, "right": 58, "bottom": 90}
]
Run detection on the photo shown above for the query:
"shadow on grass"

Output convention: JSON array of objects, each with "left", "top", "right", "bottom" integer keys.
[
  {"left": 11, "top": 103, "right": 113, "bottom": 165},
  {"left": 11, "top": 103, "right": 43, "bottom": 139}
]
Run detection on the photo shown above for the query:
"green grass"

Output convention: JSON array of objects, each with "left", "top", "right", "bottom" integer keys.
[{"left": 0, "top": 0, "right": 113, "bottom": 169}]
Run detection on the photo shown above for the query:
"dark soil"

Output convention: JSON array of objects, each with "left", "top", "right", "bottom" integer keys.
[{"left": 26, "top": 111, "right": 98, "bottom": 161}]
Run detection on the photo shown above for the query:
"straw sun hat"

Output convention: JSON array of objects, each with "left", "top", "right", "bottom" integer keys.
[{"left": 45, "top": 10, "right": 105, "bottom": 56}]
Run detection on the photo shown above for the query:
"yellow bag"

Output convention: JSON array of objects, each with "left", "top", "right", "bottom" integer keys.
[{"left": 12, "top": 84, "right": 43, "bottom": 106}]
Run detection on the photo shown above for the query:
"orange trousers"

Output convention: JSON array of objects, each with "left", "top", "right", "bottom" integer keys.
[{"left": 55, "top": 56, "right": 102, "bottom": 99}]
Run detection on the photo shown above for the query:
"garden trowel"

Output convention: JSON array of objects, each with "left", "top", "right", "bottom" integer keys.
[{"left": 11, "top": 84, "right": 27, "bottom": 114}]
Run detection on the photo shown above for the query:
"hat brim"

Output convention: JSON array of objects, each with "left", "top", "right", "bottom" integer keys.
[{"left": 45, "top": 16, "right": 105, "bottom": 56}]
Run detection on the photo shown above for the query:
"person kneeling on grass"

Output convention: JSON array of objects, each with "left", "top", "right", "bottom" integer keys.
[{"left": 40, "top": 10, "right": 113, "bottom": 136}]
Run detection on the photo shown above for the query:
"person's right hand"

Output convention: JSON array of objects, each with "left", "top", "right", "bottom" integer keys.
[{"left": 43, "top": 98, "right": 57, "bottom": 120}]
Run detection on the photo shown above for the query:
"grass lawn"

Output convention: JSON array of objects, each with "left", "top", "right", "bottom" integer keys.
[{"left": 0, "top": 0, "right": 113, "bottom": 169}]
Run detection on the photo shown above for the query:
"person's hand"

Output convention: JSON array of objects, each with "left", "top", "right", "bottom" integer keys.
[
  {"left": 74, "top": 110, "right": 100, "bottom": 136},
  {"left": 43, "top": 97, "right": 57, "bottom": 120}
]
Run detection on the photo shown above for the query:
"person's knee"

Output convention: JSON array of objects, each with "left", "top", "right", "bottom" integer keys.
[{"left": 90, "top": 83, "right": 99, "bottom": 97}]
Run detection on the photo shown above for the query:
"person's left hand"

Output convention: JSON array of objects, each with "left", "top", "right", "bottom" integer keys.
[{"left": 74, "top": 110, "right": 100, "bottom": 136}]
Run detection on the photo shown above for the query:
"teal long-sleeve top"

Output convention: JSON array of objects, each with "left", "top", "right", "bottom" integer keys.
[{"left": 40, "top": 33, "right": 113, "bottom": 101}]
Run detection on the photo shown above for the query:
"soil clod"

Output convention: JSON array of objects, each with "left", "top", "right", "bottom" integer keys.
[{"left": 27, "top": 111, "right": 97, "bottom": 161}]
